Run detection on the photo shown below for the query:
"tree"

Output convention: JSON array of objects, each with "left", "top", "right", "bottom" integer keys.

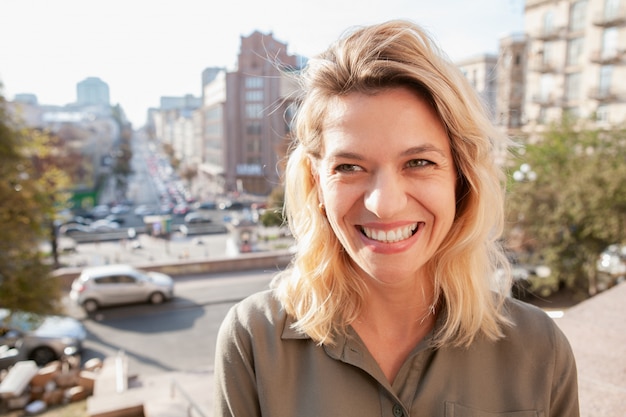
[
  {"left": 260, "top": 186, "right": 285, "bottom": 227},
  {"left": 0, "top": 93, "right": 66, "bottom": 314},
  {"left": 505, "top": 117, "right": 626, "bottom": 297}
]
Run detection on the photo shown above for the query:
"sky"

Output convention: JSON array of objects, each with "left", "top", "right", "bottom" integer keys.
[{"left": 1, "top": 0, "right": 525, "bottom": 127}]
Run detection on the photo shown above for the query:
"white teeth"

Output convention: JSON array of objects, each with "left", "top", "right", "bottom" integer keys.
[{"left": 362, "top": 223, "right": 418, "bottom": 243}]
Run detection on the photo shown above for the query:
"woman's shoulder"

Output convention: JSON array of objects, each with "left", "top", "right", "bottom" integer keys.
[
  {"left": 227, "top": 289, "right": 284, "bottom": 326},
  {"left": 500, "top": 296, "right": 571, "bottom": 349}
]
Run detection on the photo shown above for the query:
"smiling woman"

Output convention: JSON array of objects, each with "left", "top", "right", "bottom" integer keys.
[{"left": 213, "top": 19, "right": 579, "bottom": 417}]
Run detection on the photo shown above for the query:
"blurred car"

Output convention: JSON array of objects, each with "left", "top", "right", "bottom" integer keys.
[
  {"left": 89, "top": 219, "right": 121, "bottom": 232},
  {"left": 59, "top": 224, "right": 94, "bottom": 236},
  {"left": 184, "top": 212, "right": 213, "bottom": 224},
  {"left": 58, "top": 216, "right": 92, "bottom": 228},
  {"left": 69, "top": 264, "right": 175, "bottom": 313},
  {"left": 596, "top": 243, "right": 626, "bottom": 291},
  {"left": 503, "top": 251, "right": 554, "bottom": 299},
  {"left": 105, "top": 214, "right": 126, "bottom": 225},
  {"left": 134, "top": 204, "right": 157, "bottom": 216},
  {"left": 90, "top": 204, "right": 110, "bottom": 219},
  {"left": 173, "top": 203, "right": 191, "bottom": 215},
  {"left": 195, "top": 201, "right": 217, "bottom": 210},
  {"left": 110, "top": 204, "right": 131, "bottom": 214},
  {"left": 218, "top": 201, "right": 247, "bottom": 211},
  {"left": 0, "top": 309, "right": 86, "bottom": 368}
]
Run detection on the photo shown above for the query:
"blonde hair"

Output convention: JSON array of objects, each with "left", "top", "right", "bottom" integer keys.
[{"left": 272, "top": 20, "right": 512, "bottom": 347}]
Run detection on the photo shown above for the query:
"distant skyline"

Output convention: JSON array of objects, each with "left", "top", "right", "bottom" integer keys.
[{"left": 1, "top": 0, "right": 525, "bottom": 127}]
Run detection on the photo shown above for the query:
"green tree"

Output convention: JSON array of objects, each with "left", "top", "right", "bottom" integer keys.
[
  {"left": 0, "top": 94, "right": 65, "bottom": 314},
  {"left": 260, "top": 186, "right": 286, "bottom": 227},
  {"left": 506, "top": 118, "right": 626, "bottom": 297}
]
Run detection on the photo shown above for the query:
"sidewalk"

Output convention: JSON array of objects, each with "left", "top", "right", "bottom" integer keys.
[
  {"left": 58, "top": 229, "right": 293, "bottom": 270},
  {"left": 553, "top": 281, "right": 626, "bottom": 417}
]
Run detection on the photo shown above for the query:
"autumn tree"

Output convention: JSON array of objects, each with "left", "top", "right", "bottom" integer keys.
[
  {"left": 0, "top": 93, "right": 69, "bottom": 314},
  {"left": 505, "top": 117, "right": 626, "bottom": 297}
]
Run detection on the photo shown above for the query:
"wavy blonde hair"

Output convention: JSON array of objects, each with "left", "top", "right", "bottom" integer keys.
[{"left": 272, "top": 19, "right": 512, "bottom": 347}]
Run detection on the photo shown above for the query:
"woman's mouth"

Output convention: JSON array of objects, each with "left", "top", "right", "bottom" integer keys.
[{"left": 360, "top": 223, "right": 420, "bottom": 243}]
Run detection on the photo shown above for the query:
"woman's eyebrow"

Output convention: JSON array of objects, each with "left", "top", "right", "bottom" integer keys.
[
  {"left": 325, "top": 150, "right": 365, "bottom": 161},
  {"left": 401, "top": 145, "right": 447, "bottom": 157}
]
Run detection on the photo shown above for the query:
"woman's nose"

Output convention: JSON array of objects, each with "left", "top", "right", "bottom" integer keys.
[{"left": 364, "top": 170, "right": 407, "bottom": 218}]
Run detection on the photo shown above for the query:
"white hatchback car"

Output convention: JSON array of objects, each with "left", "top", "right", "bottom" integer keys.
[{"left": 70, "top": 264, "right": 175, "bottom": 313}]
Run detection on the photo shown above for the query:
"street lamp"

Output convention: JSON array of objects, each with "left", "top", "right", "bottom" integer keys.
[{"left": 513, "top": 163, "right": 537, "bottom": 182}]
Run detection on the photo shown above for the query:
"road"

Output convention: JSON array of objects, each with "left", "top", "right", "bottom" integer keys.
[{"left": 71, "top": 269, "right": 276, "bottom": 377}]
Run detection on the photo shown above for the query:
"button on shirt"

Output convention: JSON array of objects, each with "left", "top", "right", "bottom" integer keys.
[{"left": 213, "top": 290, "right": 579, "bottom": 417}]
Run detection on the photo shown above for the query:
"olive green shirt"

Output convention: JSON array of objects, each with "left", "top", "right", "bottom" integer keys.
[{"left": 214, "top": 290, "right": 579, "bottom": 416}]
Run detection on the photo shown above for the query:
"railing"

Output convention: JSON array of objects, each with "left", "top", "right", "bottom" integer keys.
[{"left": 170, "top": 378, "right": 209, "bottom": 417}]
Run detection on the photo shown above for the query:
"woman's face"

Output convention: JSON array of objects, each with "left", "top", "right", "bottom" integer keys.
[{"left": 315, "top": 87, "right": 458, "bottom": 286}]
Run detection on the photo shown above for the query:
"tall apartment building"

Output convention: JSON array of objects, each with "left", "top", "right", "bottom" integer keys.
[
  {"left": 198, "top": 30, "right": 300, "bottom": 196},
  {"left": 523, "top": 0, "right": 626, "bottom": 130},
  {"left": 76, "top": 77, "right": 110, "bottom": 106}
]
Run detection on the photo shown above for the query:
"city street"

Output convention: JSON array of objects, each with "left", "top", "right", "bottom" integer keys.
[{"left": 70, "top": 269, "right": 276, "bottom": 378}]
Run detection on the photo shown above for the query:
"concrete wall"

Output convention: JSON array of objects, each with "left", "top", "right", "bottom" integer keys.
[{"left": 53, "top": 250, "right": 294, "bottom": 290}]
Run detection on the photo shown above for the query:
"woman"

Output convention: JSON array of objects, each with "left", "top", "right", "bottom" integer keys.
[{"left": 214, "top": 20, "right": 579, "bottom": 416}]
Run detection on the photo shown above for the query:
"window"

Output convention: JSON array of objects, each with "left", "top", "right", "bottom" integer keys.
[
  {"left": 543, "top": 41, "right": 555, "bottom": 66},
  {"left": 245, "top": 103, "right": 264, "bottom": 118},
  {"left": 605, "top": 0, "right": 620, "bottom": 20},
  {"left": 245, "top": 76, "right": 264, "bottom": 89},
  {"left": 245, "top": 90, "right": 263, "bottom": 101},
  {"left": 599, "top": 65, "right": 613, "bottom": 95},
  {"left": 596, "top": 104, "right": 609, "bottom": 122},
  {"left": 247, "top": 138, "right": 261, "bottom": 153},
  {"left": 601, "top": 27, "right": 618, "bottom": 59},
  {"left": 570, "top": 1, "right": 588, "bottom": 32},
  {"left": 117, "top": 275, "right": 137, "bottom": 284},
  {"left": 565, "top": 72, "right": 581, "bottom": 101},
  {"left": 567, "top": 38, "right": 584, "bottom": 66},
  {"left": 543, "top": 11, "right": 555, "bottom": 35},
  {"left": 539, "top": 73, "right": 554, "bottom": 102},
  {"left": 246, "top": 122, "right": 262, "bottom": 135}
]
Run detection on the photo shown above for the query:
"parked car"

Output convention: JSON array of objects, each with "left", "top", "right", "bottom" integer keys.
[
  {"left": 184, "top": 212, "right": 213, "bottom": 224},
  {"left": 90, "top": 204, "right": 110, "bottom": 219},
  {"left": 503, "top": 250, "right": 555, "bottom": 299},
  {"left": 195, "top": 201, "right": 217, "bottom": 210},
  {"left": 0, "top": 309, "right": 86, "bottom": 368},
  {"left": 59, "top": 224, "right": 94, "bottom": 236},
  {"left": 596, "top": 243, "right": 626, "bottom": 291},
  {"left": 173, "top": 203, "right": 191, "bottom": 215},
  {"left": 69, "top": 264, "right": 175, "bottom": 313}
]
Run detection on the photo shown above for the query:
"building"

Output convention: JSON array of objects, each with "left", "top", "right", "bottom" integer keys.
[
  {"left": 523, "top": 0, "right": 626, "bottom": 130},
  {"left": 76, "top": 77, "right": 110, "bottom": 106},
  {"left": 496, "top": 33, "right": 528, "bottom": 131},
  {"left": 197, "top": 30, "right": 301, "bottom": 197},
  {"left": 457, "top": 54, "right": 499, "bottom": 121}
]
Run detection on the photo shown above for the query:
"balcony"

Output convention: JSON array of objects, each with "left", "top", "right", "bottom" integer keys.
[
  {"left": 531, "top": 93, "right": 562, "bottom": 107},
  {"left": 590, "top": 49, "right": 625, "bottom": 65},
  {"left": 588, "top": 87, "right": 624, "bottom": 103},
  {"left": 593, "top": 8, "right": 626, "bottom": 27},
  {"left": 530, "top": 58, "right": 561, "bottom": 73},
  {"left": 533, "top": 26, "right": 565, "bottom": 41}
]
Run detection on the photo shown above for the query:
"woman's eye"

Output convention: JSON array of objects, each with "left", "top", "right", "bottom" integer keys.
[
  {"left": 335, "top": 163, "right": 363, "bottom": 173},
  {"left": 407, "top": 159, "right": 433, "bottom": 168}
]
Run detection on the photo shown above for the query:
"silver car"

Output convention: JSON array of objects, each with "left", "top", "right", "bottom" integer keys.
[
  {"left": 0, "top": 309, "right": 86, "bottom": 368},
  {"left": 69, "top": 264, "right": 175, "bottom": 313}
]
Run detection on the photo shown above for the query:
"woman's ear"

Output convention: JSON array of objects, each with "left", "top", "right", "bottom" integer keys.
[{"left": 308, "top": 156, "right": 324, "bottom": 204}]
